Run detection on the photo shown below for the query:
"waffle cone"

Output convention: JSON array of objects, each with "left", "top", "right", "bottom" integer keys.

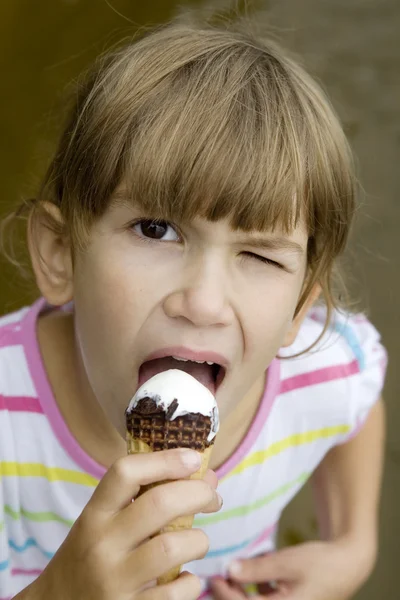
[{"left": 126, "top": 433, "right": 213, "bottom": 585}]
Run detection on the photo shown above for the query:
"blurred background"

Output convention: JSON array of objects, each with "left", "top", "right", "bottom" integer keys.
[{"left": 0, "top": 0, "right": 398, "bottom": 597}]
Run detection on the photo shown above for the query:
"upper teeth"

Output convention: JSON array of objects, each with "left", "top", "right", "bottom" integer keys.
[{"left": 172, "top": 356, "right": 215, "bottom": 366}]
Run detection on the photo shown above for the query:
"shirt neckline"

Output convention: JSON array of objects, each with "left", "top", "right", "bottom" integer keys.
[{"left": 22, "top": 297, "right": 280, "bottom": 481}]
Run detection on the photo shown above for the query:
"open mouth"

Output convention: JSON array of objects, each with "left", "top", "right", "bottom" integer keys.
[{"left": 138, "top": 356, "right": 225, "bottom": 395}]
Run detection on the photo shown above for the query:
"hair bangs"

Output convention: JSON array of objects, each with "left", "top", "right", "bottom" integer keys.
[
  {"left": 118, "top": 55, "right": 309, "bottom": 234},
  {"left": 2, "top": 17, "right": 356, "bottom": 333}
]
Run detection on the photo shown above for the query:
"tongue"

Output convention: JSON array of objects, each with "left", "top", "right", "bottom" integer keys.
[{"left": 139, "top": 357, "right": 215, "bottom": 394}]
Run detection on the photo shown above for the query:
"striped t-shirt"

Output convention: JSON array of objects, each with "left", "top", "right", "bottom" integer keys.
[{"left": 0, "top": 298, "right": 387, "bottom": 599}]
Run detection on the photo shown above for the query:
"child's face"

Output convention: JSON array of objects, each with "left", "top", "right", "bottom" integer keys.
[{"left": 71, "top": 197, "right": 309, "bottom": 435}]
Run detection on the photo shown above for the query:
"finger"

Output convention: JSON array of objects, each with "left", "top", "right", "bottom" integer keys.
[
  {"left": 201, "top": 493, "right": 223, "bottom": 514},
  {"left": 258, "top": 581, "right": 290, "bottom": 596},
  {"left": 228, "top": 550, "right": 299, "bottom": 584},
  {"left": 200, "top": 470, "right": 222, "bottom": 513},
  {"left": 251, "top": 589, "right": 290, "bottom": 599},
  {"left": 124, "top": 528, "right": 209, "bottom": 586},
  {"left": 251, "top": 592, "right": 286, "bottom": 600},
  {"left": 203, "top": 468, "right": 219, "bottom": 490},
  {"left": 210, "top": 577, "right": 247, "bottom": 600},
  {"left": 90, "top": 449, "right": 202, "bottom": 513},
  {"left": 253, "top": 593, "right": 303, "bottom": 600},
  {"left": 111, "top": 479, "right": 221, "bottom": 549},
  {"left": 195, "top": 468, "right": 222, "bottom": 513},
  {"left": 252, "top": 582, "right": 300, "bottom": 600},
  {"left": 138, "top": 571, "right": 201, "bottom": 600}
]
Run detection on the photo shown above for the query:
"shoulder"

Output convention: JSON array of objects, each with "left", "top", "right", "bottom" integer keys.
[
  {"left": 0, "top": 304, "right": 30, "bottom": 336},
  {"left": 281, "top": 305, "right": 386, "bottom": 376},
  {"left": 278, "top": 305, "right": 387, "bottom": 435},
  {"left": 0, "top": 304, "right": 37, "bottom": 398}
]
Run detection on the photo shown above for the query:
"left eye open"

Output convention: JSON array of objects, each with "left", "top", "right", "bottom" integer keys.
[{"left": 131, "top": 219, "right": 180, "bottom": 242}]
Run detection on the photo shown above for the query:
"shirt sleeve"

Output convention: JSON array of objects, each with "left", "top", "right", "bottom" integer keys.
[{"left": 339, "top": 314, "right": 388, "bottom": 443}]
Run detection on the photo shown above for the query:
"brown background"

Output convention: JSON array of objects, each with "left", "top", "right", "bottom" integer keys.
[{"left": 0, "top": 1, "right": 399, "bottom": 597}]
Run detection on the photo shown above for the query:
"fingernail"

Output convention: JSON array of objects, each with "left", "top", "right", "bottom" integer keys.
[
  {"left": 180, "top": 450, "right": 201, "bottom": 468},
  {"left": 228, "top": 561, "right": 241, "bottom": 577},
  {"left": 217, "top": 493, "right": 224, "bottom": 509}
]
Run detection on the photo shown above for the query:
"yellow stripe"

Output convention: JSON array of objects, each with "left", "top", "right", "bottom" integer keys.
[
  {"left": 0, "top": 462, "right": 98, "bottom": 487},
  {"left": 0, "top": 425, "right": 349, "bottom": 486},
  {"left": 244, "top": 583, "right": 259, "bottom": 595},
  {"left": 225, "top": 425, "right": 350, "bottom": 480}
]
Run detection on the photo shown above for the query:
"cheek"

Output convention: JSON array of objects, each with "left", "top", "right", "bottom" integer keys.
[
  {"left": 75, "top": 241, "right": 154, "bottom": 329},
  {"left": 75, "top": 264, "right": 133, "bottom": 349},
  {"left": 72, "top": 249, "right": 152, "bottom": 401},
  {"left": 242, "top": 277, "right": 302, "bottom": 358}
]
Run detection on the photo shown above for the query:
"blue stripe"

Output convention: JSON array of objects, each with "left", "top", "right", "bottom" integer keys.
[
  {"left": 8, "top": 537, "right": 54, "bottom": 560},
  {"left": 0, "top": 559, "right": 9, "bottom": 571},
  {"left": 206, "top": 531, "right": 260, "bottom": 558},
  {"left": 7, "top": 530, "right": 264, "bottom": 562},
  {"left": 334, "top": 319, "right": 365, "bottom": 371}
]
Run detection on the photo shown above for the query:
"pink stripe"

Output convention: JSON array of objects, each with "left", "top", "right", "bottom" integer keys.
[
  {"left": 352, "top": 315, "right": 369, "bottom": 325},
  {"left": 216, "top": 359, "right": 280, "bottom": 480},
  {"left": 0, "top": 395, "right": 44, "bottom": 414},
  {"left": 195, "top": 522, "right": 278, "bottom": 580},
  {"left": 17, "top": 298, "right": 279, "bottom": 485},
  {"left": 198, "top": 590, "right": 211, "bottom": 599},
  {"left": 0, "top": 323, "right": 24, "bottom": 347},
  {"left": 246, "top": 522, "right": 277, "bottom": 553},
  {"left": 12, "top": 568, "right": 42, "bottom": 577},
  {"left": 280, "top": 359, "right": 360, "bottom": 394},
  {"left": 0, "top": 570, "right": 43, "bottom": 600}
]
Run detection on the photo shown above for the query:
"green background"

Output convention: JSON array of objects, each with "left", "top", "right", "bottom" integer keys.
[{"left": 1, "top": 1, "right": 399, "bottom": 597}]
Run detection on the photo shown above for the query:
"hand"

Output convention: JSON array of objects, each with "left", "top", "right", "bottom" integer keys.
[
  {"left": 210, "top": 539, "right": 375, "bottom": 600},
  {"left": 23, "top": 449, "right": 222, "bottom": 600}
]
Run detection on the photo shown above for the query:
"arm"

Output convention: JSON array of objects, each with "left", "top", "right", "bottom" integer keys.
[
  {"left": 13, "top": 450, "right": 220, "bottom": 600},
  {"left": 311, "top": 398, "right": 386, "bottom": 576},
  {"left": 212, "top": 399, "right": 386, "bottom": 600}
]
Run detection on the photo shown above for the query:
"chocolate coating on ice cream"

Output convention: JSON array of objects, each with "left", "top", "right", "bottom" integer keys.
[
  {"left": 126, "top": 369, "right": 219, "bottom": 443},
  {"left": 133, "top": 397, "right": 179, "bottom": 421},
  {"left": 126, "top": 397, "right": 215, "bottom": 451}
]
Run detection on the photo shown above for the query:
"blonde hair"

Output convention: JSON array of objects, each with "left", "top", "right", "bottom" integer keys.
[{"left": 1, "top": 14, "right": 356, "bottom": 326}]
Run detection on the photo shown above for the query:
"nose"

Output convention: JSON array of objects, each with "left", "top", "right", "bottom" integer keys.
[{"left": 163, "top": 256, "right": 234, "bottom": 328}]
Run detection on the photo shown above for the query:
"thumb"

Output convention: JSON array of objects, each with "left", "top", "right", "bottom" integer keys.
[{"left": 227, "top": 548, "right": 300, "bottom": 584}]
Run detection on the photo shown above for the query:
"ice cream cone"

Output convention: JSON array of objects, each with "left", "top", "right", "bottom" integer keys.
[
  {"left": 127, "top": 435, "right": 213, "bottom": 583},
  {"left": 125, "top": 370, "right": 219, "bottom": 586}
]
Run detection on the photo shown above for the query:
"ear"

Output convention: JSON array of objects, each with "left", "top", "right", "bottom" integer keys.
[
  {"left": 282, "top": 282, "right": 322, "bottom": 347},
  {"left": 28, "top": 202, "right": 74, "bottom": 306}
]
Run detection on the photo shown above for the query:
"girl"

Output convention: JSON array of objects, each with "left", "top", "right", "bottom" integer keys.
[{"left": 0, "top": 14, "right": 386, "bottom": 600}]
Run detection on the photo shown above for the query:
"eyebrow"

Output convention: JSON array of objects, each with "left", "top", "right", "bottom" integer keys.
[
  {"left": 111, "top": 194, "right": 305, "bottom": 255},
  {"left": 236, "top": 236, "right": 305, "bottom": 255}
]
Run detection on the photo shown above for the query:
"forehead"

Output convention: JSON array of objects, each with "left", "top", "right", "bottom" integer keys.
[{"left": 191, "top": 216, "right": 309, "bottom": 258}]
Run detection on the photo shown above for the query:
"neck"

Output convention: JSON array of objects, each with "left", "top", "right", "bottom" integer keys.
[
  {"left": 37, "top": 309, "right": 125, "bottom": 469},
  {"left": 37, "top": 308, "right": 266, "bottom": 473},
  {"left": 209, "top": 373, "right": 266, "bottom": 470}
]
